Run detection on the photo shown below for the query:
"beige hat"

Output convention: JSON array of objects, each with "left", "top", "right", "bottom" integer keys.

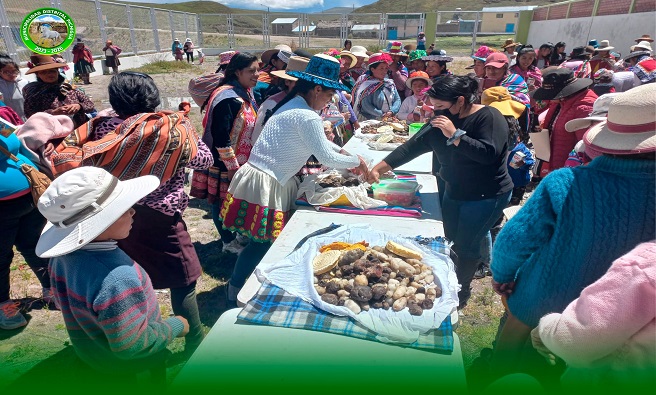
[
  {"left": 631, "top": 40, "right": 653, "bottom": 52},
  {"left": 271, "top": 56, "right": 310, "bottom": 81},
  {"left": 583, "top": 84, "right": 656, "bottom": 155},
  {"left": 565, "top": 92, "right": 620, "bottom": 132},
  {"left": 595, "top": 40, "right": 614, "bottom": 52},
  {"left": 339, "top": 50, "right": 358, "bottom": 68},
  {"left": 36, "top": 167, "right": 159, "bottom": 258},
  {"left": 350, "top": 45, "right": 369, "bottom": 60},
  {"left": 261, "top": 44, "right": 292, "bottom": 65}
]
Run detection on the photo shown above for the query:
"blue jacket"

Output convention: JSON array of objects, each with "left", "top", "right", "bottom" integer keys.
[
  {"left": 506, "top": 142, "right": 534, "bottom": 188},
  {"left": 358, "top": 79, "right": 401, "bottom": 120},
  {"left": 0, "top": 132, "right": 36, "bottom": 199},
  {"left": 492, "top": 156, "right": 655, "bottom": 327}
]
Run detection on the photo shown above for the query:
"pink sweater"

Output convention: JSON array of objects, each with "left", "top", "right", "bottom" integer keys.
[{"left": 538, "top": 241, "right": 656, "bottom": 390}]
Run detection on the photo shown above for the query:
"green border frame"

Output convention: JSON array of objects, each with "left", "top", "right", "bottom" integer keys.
[{"left": 20, "top": 8, "right": 76, "bottom": 55}]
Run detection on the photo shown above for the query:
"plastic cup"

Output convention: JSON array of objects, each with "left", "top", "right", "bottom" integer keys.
[{"left": 408, "top": 123, "right": 425, "bottom": 136}]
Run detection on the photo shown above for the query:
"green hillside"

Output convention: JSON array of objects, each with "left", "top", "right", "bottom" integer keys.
[{"left": 356, "top": 0, "right": 552, "bottom": 13}]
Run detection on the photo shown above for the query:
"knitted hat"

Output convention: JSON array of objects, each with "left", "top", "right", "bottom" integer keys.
[
  {"left": 583, "top": 84, "right": 656, "bottom": 155},
  {"left": 481, "top": 87, "right": 526, "bottom": 119},
  {"left": 485, "top": 52, "right": 509, "bottom": 69},
  {"left": 271, "top": 56, "right": 310, "bottom": 81},
  {"left": 36, "top": 167, "right": 159, "bottom": 258},
  {"left": 219, "top": 50, "right": 237, "bottom": 65},
  {"left": 532, "top": 68, "right": 592, "bottom": 101},
  {"left": 565, "top": 92, "right": 620, "bottom": 132},
  {"left": 286, "top": 54, "right": 349, "bottom": 91},
  {"left": 367, "top": 52, "right": 393, "bottom": 66},
  {"left": 472, "top": 46, "right": 493, "bottom": 62},
  {"left": 409, "top": 49, "right": 427, "bottom": 62},
  {"left": 405, "top": 71, "right": 432, "bottom": 90},
  {"left": 635, "top": 34, "right": 654, "bottom": 43},
  {"left": 422, "top": 49, "right": 453, "bottom": 62}
]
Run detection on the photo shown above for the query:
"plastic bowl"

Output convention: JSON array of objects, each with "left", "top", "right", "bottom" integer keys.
[
  {"left": 371, "top": 179, "right": 419, "bottom": 207},
  {"left": 408, "top": 122, "right": 425, "bottom": 136}
]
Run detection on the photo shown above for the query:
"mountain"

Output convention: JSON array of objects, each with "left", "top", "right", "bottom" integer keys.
[
  {"left": 356, "top": 0, "right": 552, "bottom": 13},
  {"left": 117, "top": 0, "right": 232, "bottom": 13},
  {"left": 321, "top": 7, "right": 355, "bottom": 14}
]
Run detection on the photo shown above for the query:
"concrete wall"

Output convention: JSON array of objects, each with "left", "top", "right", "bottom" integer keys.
[
  {"left": 481, "top": 12, "right": 518, "bottom": 33},
  {"left": 19, "top": 51, "right": 176, "bottom": 81},
  {"left": 526, "top": 12, "right": 656, "bottom": 56}
]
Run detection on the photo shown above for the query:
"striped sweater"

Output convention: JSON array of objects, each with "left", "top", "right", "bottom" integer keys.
[{"left": 49, "top": 242, "right": 184, "bottom": 372}]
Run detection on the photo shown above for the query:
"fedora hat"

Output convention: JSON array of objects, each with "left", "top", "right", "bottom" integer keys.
[
  {"left": 484, "top": 52, "right": 509, "bottom": 69},
  {"left": 588, "top": 39, "right": 599, "bottom": 48},
  {"left": 338, "top": 50, "right": 358, "bottom": 68},
  {"left": 271, "top": 56, "right": 310, "bottom": 81},
  {"left": 36, "top": 167, "right": 159, "bottom": 258},
  {"left": 405, "top": 71, "right": 432, "bottom": 90},
  {"left": 481, "top": 87, "right": 526, "bottom": 119},
  {"left": 532, "top": 68, "right": 592, "bottom": 101},
  {"left": 583, "top": 84, "right": 656, "bottom": 155},
  {"left": 635, "top": 34, "right": 654, "bottom": 43},
  {"left": 286, "top": 54, "right": 349, "bottom": 92},
  {"left": 350, "top": 45, "right": 369, "bottom": 60},
  {"left": 218, "top": 50, "right": 237, "bottom": 65},
  {"left": 502, "top": 39, "right": 520, "bottom": 49},
  {"left": 261, "top": 44, "right": 292, "bottom": 66},
  {"left": 631, "top": 40, "right": 653, "bottom": 52},
  {"left": 595, "top": 40, "right": 614, "bottom": 52},
  {"left": 25, "top": 54, "right": 67, "bottom": 75},
  {"left": 624, "top": 50, "right": 651, "bottom": 62},
  {"left": 565, "top": 92, "right": 620, "bottom": 132}
]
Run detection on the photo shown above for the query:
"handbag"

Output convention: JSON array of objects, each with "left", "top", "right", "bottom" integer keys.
[
  {"left": 529, "top": 128, "right": 551, "bottom": 161},
  {"left": 0, "top": 144, "right": 51, "bottom": 206}
]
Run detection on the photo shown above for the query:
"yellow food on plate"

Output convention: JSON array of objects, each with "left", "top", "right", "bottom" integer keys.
[
  {"left": 312, "top": 250, "right": 342, "bottom": 275},
  {"left": 319, "top": 241, "right": 367, "bottom": 252},
  {"left": 390, "top": 122, "right": 405, "bottom": 131},
  {"left": 385, "top": 240, "right": 423, "bottom": 260},
  {"left": 376, "top": 125, "right": 393, "bottom": 134}
]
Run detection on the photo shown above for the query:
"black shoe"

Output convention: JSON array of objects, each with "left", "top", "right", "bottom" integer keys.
[{"left": 473, "top": 264, "right": 487, "bottom": 279}]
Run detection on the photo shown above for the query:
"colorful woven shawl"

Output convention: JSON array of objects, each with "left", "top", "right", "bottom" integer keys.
[
  {"left": 500, "top": 73, "right": 531, "bottom": 107},
  {"left": 351, "top": 74, "right": 396, "bottom": 115}
]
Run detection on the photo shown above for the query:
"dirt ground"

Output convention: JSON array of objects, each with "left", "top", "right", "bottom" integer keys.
[{"left": 0, "top": 55, "right": 510, "bottom": 390}]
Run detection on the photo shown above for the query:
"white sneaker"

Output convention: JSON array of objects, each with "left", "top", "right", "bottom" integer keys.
[
  {"left": 222, "top": 239, "right": 246, "bottom": 254},
  {"left": 0, "top": 300, "right": 27, "bottom": 330}
]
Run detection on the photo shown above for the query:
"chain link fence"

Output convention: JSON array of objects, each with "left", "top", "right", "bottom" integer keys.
[{"left": 0, "top": 0, "right": 520, "bottom": 64}]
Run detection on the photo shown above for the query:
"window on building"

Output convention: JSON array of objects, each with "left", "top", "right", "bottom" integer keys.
[
  {"left": 496, "top": 14, "right": 504, "bottom": 18},
  {"left": 515, "top": 13, "right": 519, "bottom": 17}
]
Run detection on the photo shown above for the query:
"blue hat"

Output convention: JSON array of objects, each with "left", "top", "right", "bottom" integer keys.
[
  {"left": 286, "top": 54, "right": 350, "bottom": 92},
  {"left": 588, "top": 39, "right": 599, "bottom": 48}
]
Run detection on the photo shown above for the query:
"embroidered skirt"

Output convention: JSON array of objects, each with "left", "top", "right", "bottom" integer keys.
[
  {"left": 220, "top": 163, "right": 299, "bottom": 242},
  {"left": 189, "top": 166, "right": 230, "bottom": 205},
  {"left": 74, "top": 59, "right": 96, "bottom": 75}
]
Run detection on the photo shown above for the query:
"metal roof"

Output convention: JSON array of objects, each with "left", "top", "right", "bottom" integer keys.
[
  {"left": 351, "top": 24, "right": 382, "bottom": 31},
  {"left": 481, "top": 6, "right": 538, "bottom": 12},
  {"left": 271, "top": 18, "right": 298, "bottom": 24},
  {"left": 292, "top": 25, "right": 317, "bottom": 32}
]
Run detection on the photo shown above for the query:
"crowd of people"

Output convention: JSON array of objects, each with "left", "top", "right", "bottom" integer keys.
[{"left": 0, "top": 30, "right": 654, "bottom": 391}]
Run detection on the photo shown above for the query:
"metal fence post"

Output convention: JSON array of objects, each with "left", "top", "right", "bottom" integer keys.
[
  {"left": 169, "top": 11, "right": 175, "bottom": 41},
  {"left": 472, "top": 11, "right": 480, "bottom": 56},
  {"left": 379, "top": 13, "right": 386, "bottom": 47},
  {"left": 0, "top": 0, "right": 19, "bottom": 62},
  {"left": 340, "top": 14, "right": 347, "bottom": 45},
  {"left": 227, "top": 14, "right": 235, "bottom": 49},
  {"left": 126, "top": 5, "right": 138, "bottom": 55},
  {"left": 150, "top": 8, "right": 161, "bottom": 52},
  {"left": 196, "top": 14, "right": 202, "bottom": 47},
  {"left": 184, "top": 13, "right": 189, "bottom": 39},
  {"left": 262, "top": 12, "right": 270, "bottom": 49},
  {"left": 94, "top": 0, "right": 108, "bottom": 43}
]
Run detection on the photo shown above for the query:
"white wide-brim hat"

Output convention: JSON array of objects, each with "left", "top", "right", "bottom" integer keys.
[
  {"left": 350, "top": 45, "right": 369, "bottom": 60},
  {"left": 583, "top": 84, "right": 656, "bottom": 155},
  {"left": 565, "top": 92, "right": 620, "bottom": 132},
  {"left": 36, "top": 167, "right": 159, "bottom": 258}
]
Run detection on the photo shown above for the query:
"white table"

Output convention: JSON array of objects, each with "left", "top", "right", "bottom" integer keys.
[
  {"left": 344, "top": 135, "right": 433, "bottom": 174},
  {"left": 171, "top": 308, "right": 467, "bottom": 393}
]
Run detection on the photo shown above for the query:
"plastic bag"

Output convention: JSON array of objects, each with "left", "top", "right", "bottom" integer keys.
[{"left": 297, "top": 169, "right": 387, "bottom": 209}]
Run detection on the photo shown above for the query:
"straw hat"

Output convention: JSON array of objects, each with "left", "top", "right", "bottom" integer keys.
[
  {"left": 25, "top": 54, "right": 67, "bottom": 75},
  {"left": 271, "top": 56, "right": 310, "bottom": 81},
  {"left": 339, "top": 50, "right": 358, "bottom": 68},
  {"left": 595, "top": 40, "right": 614, "bottom": 52},
  {"left": 35, "top": 167, "right": 159, "bottom": 258},
  {"left": 502, "top": 39, "right": 520, "bottom": 49},
  {"left": 532, "top": 68, "right": 592, "bottom": 101},
  {"left": 350, "top": 46, "right": 369, "bottom": 60},
  {"left": 583, "top": 84, "right": 656, "bottom": 155},
  {"left": 481, "top": 87, "right": 526, "bottom": 119},
  {"left": 635, "top": 34, "right": 654, "bottom": 43},
  {"left": 261, "top": 44, "right": 292, "bottom": 66},
  {"left": 285, "top": 54, "right": 350, "bottom": 91},
  {"left": 405, "top": 71, "right": 432, "bottom": 90},
  {"left": 565, "top": 92, "right": 620, "bottom": 132},
  {"left": 218, "top": 50, "right": 237, "bottom": 65},
  {"left": 631, "top": 40, "right": 653, "bottom": 52}
]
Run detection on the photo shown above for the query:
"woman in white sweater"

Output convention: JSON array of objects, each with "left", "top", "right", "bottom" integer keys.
[{"left": 220, "top": 54, "right": 369, "bottom": 302}]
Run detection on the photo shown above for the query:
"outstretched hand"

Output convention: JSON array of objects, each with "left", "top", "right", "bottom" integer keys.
[{"left": 491, "top": 278, "right": 516, "bottom": 297}]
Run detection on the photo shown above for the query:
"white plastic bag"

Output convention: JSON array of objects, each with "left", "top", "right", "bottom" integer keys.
[{"left": 297, "top": 170, "right": 387, "bottom": 209}]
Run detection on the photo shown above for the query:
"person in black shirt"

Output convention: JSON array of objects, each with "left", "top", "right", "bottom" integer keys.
[{"left": 368, "top": 75, "right": 513, "bottom": 308}]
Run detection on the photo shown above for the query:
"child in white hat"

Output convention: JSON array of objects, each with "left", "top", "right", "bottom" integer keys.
[{"left": 36, "top": 167, "right": 189, "bottom": 382}]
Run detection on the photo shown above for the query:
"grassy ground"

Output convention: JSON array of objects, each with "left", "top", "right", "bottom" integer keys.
[{"left": 0, "top": 55, "right": 509, "bottom": 391}]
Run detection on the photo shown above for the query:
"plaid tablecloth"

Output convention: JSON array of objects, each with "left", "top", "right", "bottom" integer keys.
[{"left": 237, "top": 236, "right": 455, "bottom": 352}]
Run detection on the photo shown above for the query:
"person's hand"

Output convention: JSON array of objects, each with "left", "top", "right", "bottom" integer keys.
[
  {"left": 227, "top": 169, "right": 238, "bottom": 181},
  {"left": 491, "top": 278, "right": 516, "bottom": 296},
  {"left": 531, "top": 327, "right": 557, "bottom": 366},
  {"left": 389, "top": 61, "right": 399, "bottom": 72},
  {"left": 350, "top": 155, "right": 369, "bottom": 179},
  {"left": 431, "top": 115, "right": 456, "bottom": 138},
  {"left": 352, "top": 121, "right": 361, "bottom": 130},
  {"left": 53, "top": 104, "right": 81, "bottom": 115},
  {"left": 176, "top": 316, "right": 190, "bottom": 337},
  {"left": 382, "top": 111, "right": 394, "bottom": 118}
]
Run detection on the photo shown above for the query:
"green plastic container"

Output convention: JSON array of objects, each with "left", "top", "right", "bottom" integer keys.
[{"left": 408, "top": 122, "right": 425, "bottom": 136}]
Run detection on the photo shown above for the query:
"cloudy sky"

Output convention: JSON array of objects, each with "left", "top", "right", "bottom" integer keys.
[{"left": 128, "top": 0, "right": 377, "bottom": 13}]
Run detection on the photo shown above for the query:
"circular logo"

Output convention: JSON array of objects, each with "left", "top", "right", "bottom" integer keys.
[{"left": 20, "top": 8, "right": 76, "bottom": 54}]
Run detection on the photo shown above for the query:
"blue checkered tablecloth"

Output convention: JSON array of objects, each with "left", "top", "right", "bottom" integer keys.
[{"left": 237, "top": 236, "right": 455, "bottom": 352}]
